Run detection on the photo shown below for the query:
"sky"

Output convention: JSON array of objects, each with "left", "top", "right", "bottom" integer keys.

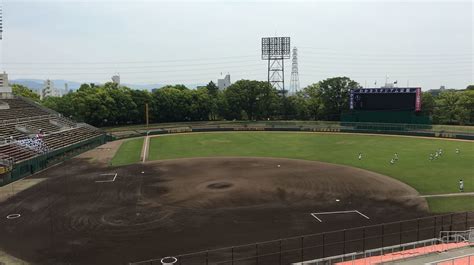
[{"left": 0, "top": 0, "right": 472, "bottom": 90}]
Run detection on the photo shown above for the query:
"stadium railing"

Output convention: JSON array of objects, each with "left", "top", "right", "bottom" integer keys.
[{"left": 128, "top": 212, "right": 474, "bottom": 265}]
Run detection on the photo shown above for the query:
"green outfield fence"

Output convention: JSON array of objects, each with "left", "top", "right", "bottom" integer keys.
[
  {"left": 0, "top": 134, "right": 107, "bottom": 186},
  {"left": 129, "top": 212, "right": 474, "bottom": 265},
  {"left": 108, "top": 121, "right": 474, "bottom": 141}
]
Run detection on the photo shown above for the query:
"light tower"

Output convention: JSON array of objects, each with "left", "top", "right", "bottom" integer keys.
[
  {"left": 290, "top": 47, "right": 300, "bottom": 94},
  {"left": 261, "top": 37, "right": 291, "bottom": 95}
]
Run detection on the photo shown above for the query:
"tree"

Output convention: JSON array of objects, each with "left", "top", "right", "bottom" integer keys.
[
  {"left": 206, "top": 81, "right": 219, "bottom": 98},
  {"left": 301, "top": 83, "right": 323, "bottom": 120},
  {"left": 433, "top": 91, "right": 470, "bottom": 124},
  {"left": 466, "top": 85, "right": 474, "bottom": 91},
  {"left": 421, "top": 92, "right": 435, "bottom": 118},
  {"left": 152, "top": 85, "right": 193, "bottom": 122},
  {"left": 11, "top": 84, "right": 40, "bottom": 102},
  {"left": 315, "top": 77, "right": 360, "bottom": 120},
  {"left": 223, "top": 80, "right": 279, "bottom": 120}
]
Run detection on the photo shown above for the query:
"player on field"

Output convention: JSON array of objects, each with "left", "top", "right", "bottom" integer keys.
[
  {"left": 459, "top": 179, "right": 464, "bottom": 192},
  {"left": 394, "top": 153, "right": 399, "bottom": 161},
  {"left": 358, "top": 153, "right": 362, "bottom": 160},
  {"left": 456, "top": 148, "right": 460, "bottom": 154},
  {"left": 390, "top": 158, "right": 395, "bottom": 165}
]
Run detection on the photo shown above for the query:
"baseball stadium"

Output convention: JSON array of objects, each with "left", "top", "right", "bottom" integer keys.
[
  {"left": 0, "top": 93, "right": 473, "bottom": 265},
  {"left": 0, "top": 2, "right": 473, "bottom": 264}
]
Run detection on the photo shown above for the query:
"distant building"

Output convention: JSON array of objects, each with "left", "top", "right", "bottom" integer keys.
[
  {"left": 0, "top": 71, "right": 12, "bottom": 96},
  {"left": 217, "top": 74, "right": 231, "bottom": 90},
  {"left": 42, "top": 79, "right": 61, "bottom": 99},
  {"left": 112, "top": 74, "right": 120, "bottom": 86}
]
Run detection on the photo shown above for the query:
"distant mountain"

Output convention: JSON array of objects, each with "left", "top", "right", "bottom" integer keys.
[
  {"left": 10, "top": 79, "right": 206, "bottom": 91},
  {"left": 10, "top": 79, "right": 82, "bottom": 92}
]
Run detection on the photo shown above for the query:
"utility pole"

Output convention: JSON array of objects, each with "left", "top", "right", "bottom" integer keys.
[{"left": 145, "top": 103, "right": 149, "bottom": 127}]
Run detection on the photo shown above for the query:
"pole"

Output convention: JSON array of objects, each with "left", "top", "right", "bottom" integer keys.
[
  {"left": 279, "top": 239, "right": 282, "bottom": 265},
  {"left": 362, "top": 228, "right": 366, "bottom": 252},
  {"left": 256, "top": 244, "right": 258, "bottom": 264},
  {"left": 322, "top": 234, "right": 325, "bottom": 257},
  {"left": 465, "top": 212, "right": 468, "bottom": 230},
  {"left": 382, "top": 225, "right": 385, "bottom": 248},
  {"left": 301, "top": 236, "right": 304, "bottom": 261},
  {"left": 417, "top": 219, "right": 420, "bottom": 241},
  {"left": 145, "top": 103, "right": 149, "bottom": 128}
]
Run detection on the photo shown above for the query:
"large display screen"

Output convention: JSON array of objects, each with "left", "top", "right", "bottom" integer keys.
[{"left": 350, "top": 88, "right": 421, "bottom": 111}]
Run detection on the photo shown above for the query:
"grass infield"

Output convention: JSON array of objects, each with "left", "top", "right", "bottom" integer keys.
[{"left": 110, "top": 137, "right": 144, "bottom": 166}]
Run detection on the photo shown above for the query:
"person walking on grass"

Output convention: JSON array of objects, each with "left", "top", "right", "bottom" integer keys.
[{"left": 459, "top": 179, "right": 464, "bottom": 192}]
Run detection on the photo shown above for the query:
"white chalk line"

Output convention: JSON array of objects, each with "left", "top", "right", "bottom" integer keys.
[
  {"left": 95, "top": 173, "right": 118, "bottom": 183},
  {"left": 310, "top": 210, "right": 370, "bottom": 223},
  {"left": 142, "top": 135, "right": 150, "bottom": 163}
]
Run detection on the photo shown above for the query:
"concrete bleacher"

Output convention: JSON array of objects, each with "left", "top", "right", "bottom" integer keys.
[
  {"left": 0, "top": 144, "right": 38, "bottom": 162},
  {"left": 42, "top": 126, "right": 103, "bottom": 150},
  {"left": 0, "top": 96, "right": 105, "bottom": 166},
  {"left": 0, "top": 98, "right": 51, "bottom": 120}
]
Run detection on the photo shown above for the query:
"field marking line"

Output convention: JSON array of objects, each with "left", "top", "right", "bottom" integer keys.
[
  {"left": 420, "top": 192, "right": 474, "bottom": 198},
  {"left": 354, "top": 210, "right": 370, "bottom": 220},
  {"left": 95, "top": 173, "right": 118, "bottom": 183},
  {"left": 310, "top": 213, "right": 322, "bottom": 223},
  {"left": 310, "top": 210, "right": 370, "bottom": 223},
  {"left": 141, "top": 135, "right": 150, "bottom": 163}
]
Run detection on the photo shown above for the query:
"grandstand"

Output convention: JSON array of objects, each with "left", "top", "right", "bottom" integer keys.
[{"left": 0, "top": 95, "right": 106, "bottom": 185}]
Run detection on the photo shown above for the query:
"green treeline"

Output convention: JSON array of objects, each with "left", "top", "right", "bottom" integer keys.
[{"left": 10, "top": 77, "right": 474, "bottom": 127}]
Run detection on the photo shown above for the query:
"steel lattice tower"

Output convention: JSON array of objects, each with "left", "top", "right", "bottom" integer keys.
[
  {"left": 0, "top": 4, "right": 3, "bottom": 40},
  {"left": 261, "top": 37, "right": 291, "bottom": 96},
  {"left": 290, "top": 47, "right": 300, "bottom": 94}
]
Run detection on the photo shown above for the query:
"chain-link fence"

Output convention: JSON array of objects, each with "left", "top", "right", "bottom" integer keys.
[{"left": 130, "top": 212, "right": 474, "bottom": 265}]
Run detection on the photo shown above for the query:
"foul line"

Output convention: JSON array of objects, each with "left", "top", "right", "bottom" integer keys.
[
  {"left": 142, "top": 135, "right": 150, "bottom": 163},
  {"left": 420, "top": 192, "right": 474, "bottom": 198},
  {"left": 310, "top": 210, "right": 370, "bottom": 223},
  {"left": 95, "top": 173, "right": 118, "bottom": 183}
]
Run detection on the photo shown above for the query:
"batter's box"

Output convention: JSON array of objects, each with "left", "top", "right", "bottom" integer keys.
[
  {"left": 95, "top": 173, "right": 118, "bottom": 183},
  {"left": 310, "top": 210, "right": 370, "bottom": 223}
]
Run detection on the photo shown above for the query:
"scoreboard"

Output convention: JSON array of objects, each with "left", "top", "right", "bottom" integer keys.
[{"left": 350, "top": 87, "right": 421, "bottom": 111}]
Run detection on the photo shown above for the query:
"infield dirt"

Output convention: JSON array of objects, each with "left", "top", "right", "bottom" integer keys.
[{"left": 0, "top": 155, "right": 429, "bottom": 265}]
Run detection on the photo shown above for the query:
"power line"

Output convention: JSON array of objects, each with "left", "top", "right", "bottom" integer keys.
[{"left": 2, "top": 54, "right": 260, "bottom": 65}]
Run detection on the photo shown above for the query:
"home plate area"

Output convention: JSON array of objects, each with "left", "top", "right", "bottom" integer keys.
[
  {"left": 95, "top": 173, "right": 118, "bottom": 183},
  {"left": 311, "top": 210, "right": 370, "bottom": 223}
]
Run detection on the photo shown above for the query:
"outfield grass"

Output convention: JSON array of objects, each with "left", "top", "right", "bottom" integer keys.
[
  {"left": 427, "top": 196, "right": 474, "bottom": 213},
  {"left": 145, "top": 132, "right": 473, "bottom": 195},
  {"left": 110, "top": 138, "right": 144, "bottom": 166}
]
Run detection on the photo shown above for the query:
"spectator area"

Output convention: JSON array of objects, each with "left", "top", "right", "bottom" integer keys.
[
  {"left": 0, "top": 98, "right": 51, "bottom": 120},
  {"left": 0, "top": 96, "right": 105, "bottom": 165}
]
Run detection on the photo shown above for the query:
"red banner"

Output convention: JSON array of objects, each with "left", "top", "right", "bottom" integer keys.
[{"left": 415, "top": 87, "right": 422, "bottom": 111}]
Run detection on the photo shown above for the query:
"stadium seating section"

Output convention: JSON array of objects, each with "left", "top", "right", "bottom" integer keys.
[
  {"left": 0, "top": 96, "right": 104, "bottom": 164},
  {"left": 0, "top": 98, "right": 51, "bottom": 120}
]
